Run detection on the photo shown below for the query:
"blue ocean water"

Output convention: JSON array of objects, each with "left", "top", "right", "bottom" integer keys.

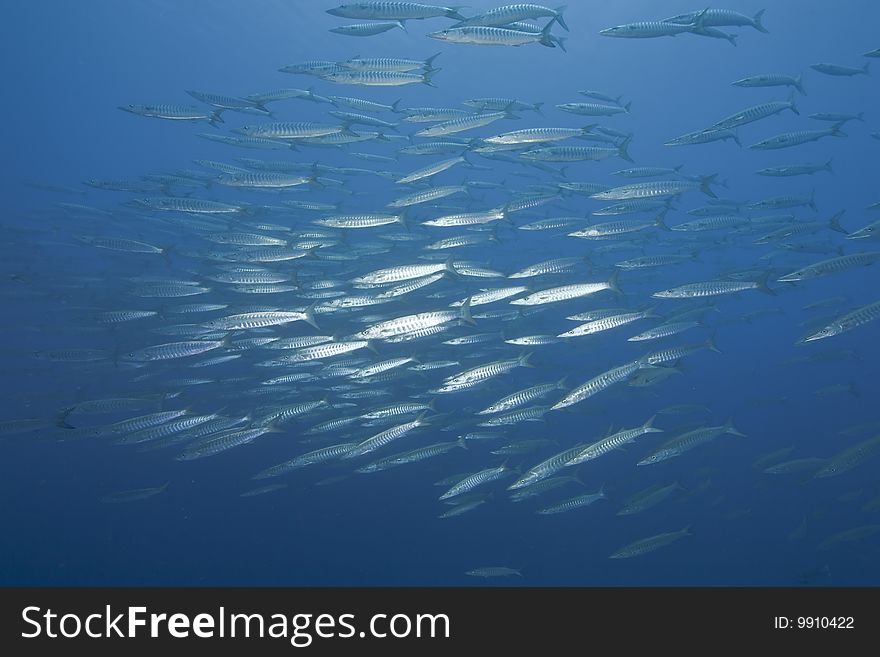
[{"left": 0, "top": 1, "right": 878, "bottom": 587}]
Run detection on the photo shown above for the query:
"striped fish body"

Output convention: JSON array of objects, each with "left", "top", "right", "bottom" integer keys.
[
  {"left": 429, "top": 25, "right": 556, "bottom": 47},
  {"left": 565, "top": 420, "right": 662, "bottom": 466},
  {"left": 454, "top": 4, "right": 568, "bottom": 29},
  {"left": 439, "top": 465, "right": 512, "bottom": 499},
  {"left": 508, "top": 444, "right": 589, "bottom": 489},
  {"left": 653, "top": 280, "right": 764, "bottom": 298},
  {"left": 124, "top": 340, "right": 225, "bottom": 362},
  {"left": 478, "top": 382, "right": 564, "bottom": 415},
  {"left": 316, "top": 213, "right": 404, "bottom": 228},
  {"left": 638, "top": 423, "right": 744, "bottom": 465},
  {"left": 600, "top": 21, "right": 695, "bottom": 38},
  {"left": 750, "top": 125, "right": 843, "bottom": 150},
  {"left": 175, "top": 427, "right": 269, "bottom": 461},
  {"left": 671, "top": 215, "right": 749, "bottom": 231},
  {"left": 778, "top": 251, "right": 880, "bottom": 281},
  {"left": 521, "top": 146, "right": 622, "bottom": 162},
  {"left": 217, "top": 173, "right": 311, "bottom": 188},
  {"left": 397, "top": 156, "right": 465, "bottom": 184},
  {"left": 341, "top": 56, "right": 437, "bottom": 72},
  {"left": 733, "top": 73, "right": 804, "bottom": 93},
  {"left": 137, "top": 197, "right": 242, "bottom": 213},
  {"left": 713, "top": 100, "right": 798, "bottom": 131},
  {"left": 550, "top": 360, "right": 642, "bottom": 410},
  {"left": 644, "top": 340, "right": 718, "bottom": 365},
  {"left": 610, "top": 528, "right": 690, "bottom": 558},
  {"left": 323, "top": 70, "right": 437, "bottom": 87},
  {"left": 510, "top": 280, "right": 616, "bottom": 305},
  {"left": 354, "top": 309, "right": 462, "bottom": 340},
  {"left": 558, "top": 310, "right": 653, "bottom": 337},
  {"left": 802, "top": 300, "right": 880, "bottom": 342},
  {"left": 814, "top": 436, "right": 880, "bottom": 478},
  {"left": 508, "top": 257, "right": 581, "bottom": 278},
  {"left": 343, "top": 416, "right": 428, "bottom": 459},
  {"left": 237, "top": 122, "right": 344, "bottom": 139},
  {"left": 327, "top": 2, "right": 466, "bottom": 20},
  {"left": 628, "top": 321, "right": 701, "bottom": 342},
  {"left": 119, "top": 103, "right": 222, "bottom": 123},
  {"left": 415, "top": 112, "right": 511, "bottom": 138},
  {"left": 203, "top": 311, "right": 313, "bottom": 331},
  {"left": 255, "top": 443, "right": 360, "bottom": 478},
  {"left": 616, "top": 254, "right": 694, "bottom": 269},
  {"left": 280, "top": 341, "right": 370, "bottom": 363},
  {"left": 592, "top": 180, "right": 705, "bottom": 201},
  {"left": 537, "top": 490, "right": 606, "bottom": 514},
  {"left": 477, "top": 406, "right": 549, "bottom": 426}
]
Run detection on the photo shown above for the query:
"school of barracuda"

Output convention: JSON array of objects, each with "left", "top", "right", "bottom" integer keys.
[{"left": 5, "top": 3, "right": 880, "bottom": 569}]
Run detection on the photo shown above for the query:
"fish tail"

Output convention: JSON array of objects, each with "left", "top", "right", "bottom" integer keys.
[
  {"left": 753, "top": 8, "right": 769, "bottom": 33},
  {"left": 829, "top": 210, "right": 848, "bottom": 234},
  {"left": 700, "top": 173, "right": 719, "bottom": 198},
  {"left": 554, "top": 5, "right": 569, "bottom": 31},
  {"left": 422, "top": 68, "right": 440, "bottom": 87},
  {"left": 724, "top": 417, "right": 747, "bottom": 438},
  {"left": 606, "top": 269, "right": 622, "bottom": 295},
  {"left": 617, "top": 135, "right": 634, "bottom": 162},
  {"left": 424, "top": 51, "right": 442, "bottom": 70},
  {"left": 754, "top": 270, "right": 777, "bottom": 296}
]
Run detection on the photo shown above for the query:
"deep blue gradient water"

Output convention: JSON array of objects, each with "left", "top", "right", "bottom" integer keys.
[{"left": 1, "top": 1, "right": 878, "bottom": 587}]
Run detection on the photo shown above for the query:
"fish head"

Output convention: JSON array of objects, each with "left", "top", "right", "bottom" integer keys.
[
  {"left": 326, "top": 4, "right": 362, "bottom": 17},
  {"left": 600, "top": 25, "right": 640, "bottom": 37},
  {"left": 663, "top": 12, "right": 697, "bottom": 24},
  {"left": 800, "top": 324, "right": 842, "bottom": 343},
  {"left": 427, "top": 29, "right": 453, "bottom": 41},
  {"left": 849, "top": 225, "right": 876, "bottom": 239}
]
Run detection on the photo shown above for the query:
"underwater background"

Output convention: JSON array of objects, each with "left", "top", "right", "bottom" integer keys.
[{"left": 1, "top": 0, "right": 878, "bottom": 586}]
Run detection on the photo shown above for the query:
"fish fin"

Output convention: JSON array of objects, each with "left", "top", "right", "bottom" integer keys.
[
  {"left": 303, "top": 303, "right": 319, "bottom": 330},
  {"left": 424, "top": 51, "right": 442, "bottom": 70},
  {"left": 705, "top": 334, "right": 722, "bottom": 354},
  {"left": 829, "top": 210, "right": 848, "bottom": 234},
  {"left": 753, "top": 8, "right": 769, "bottom": 33},
  {"left": 754, "top": 271, "right": 777, "bottom": 296},
  {"left": 459, "top": 296, "right": 475, "bottom": 326},
  {"left": 422, "top": 69, "right": 440, "bottom": 87},
  {"left": 553, "top": 6, "right": 570, "bottom": 31},
  {"left": 724, "top": 417, "right": 747, "bottom": 438},
  {"left": 446, "top": 7, "right": 467, "bottom": 21},
  {"left": 208, "top": 110, "right": 225, "bottom": 128},
  {"left": 539, "top": 17, "right": 559, "bottom": 48},
  {"left": 617, "top": 135, "right": 634, "bottom": 162},
  {"left": 606, "top": 269, "right": 622, "bottom": 295}
]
